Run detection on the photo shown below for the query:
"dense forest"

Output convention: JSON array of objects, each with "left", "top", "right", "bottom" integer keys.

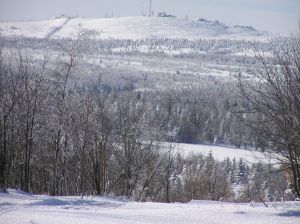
[{"left": 0, "top": 33, "right": 299, "bottom": 202}]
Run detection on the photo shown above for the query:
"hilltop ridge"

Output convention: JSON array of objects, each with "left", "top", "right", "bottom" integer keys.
[{"left": 0, "top": 16, "right": 270, "bottom": 40}]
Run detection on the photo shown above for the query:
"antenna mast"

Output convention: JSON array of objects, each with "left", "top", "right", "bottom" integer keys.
[
  {"left": 298, "top": 14, "right": 300, "bottom": 31},
  {"left": 149, "top": 0, "right": 152, "bottom": 17}
]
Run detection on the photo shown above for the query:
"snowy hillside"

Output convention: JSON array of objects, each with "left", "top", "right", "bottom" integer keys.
[
  {"left": 0, "top": 189, "right": 299, "bottom": 224},
  {"left": 0, "top": 16, "right": 270, "bottom": 40},
  {"left": 167, "top": 143, "right": 272, "bottom": 163}
]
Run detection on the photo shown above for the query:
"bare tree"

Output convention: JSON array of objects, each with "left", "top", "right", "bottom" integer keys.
[
  {"left": 0, "top": 41, "right": 18, "bottom": 189},
  {"left": 17, "top": 54, "right": 46, "bottom": 192},
  {"left": 237, "top": 36, "right": 300, "bottom": 197},
  {"left": 49, "top": 30, "right": 94, "bottom": 195}
]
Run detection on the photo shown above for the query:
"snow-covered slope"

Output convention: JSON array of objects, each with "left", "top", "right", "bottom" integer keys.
[
  {"left": 0, "top": 189, "right": 299, "bottom": 224},
  {"left": 162, "top": 143, "right": 274, "bottom": 164},
  {"left": 177, "top": 143, "right": 269, "bottom": 162},
  {"left": 0, "top": 16, "right": 270, "bottom": 40},
  {"left": 0, "top": 18, "right": 68, "bottom": 39}
]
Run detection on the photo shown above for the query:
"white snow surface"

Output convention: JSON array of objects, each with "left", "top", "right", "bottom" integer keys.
[
  {"left": 163, "top": 143, "right": 274, "bottom": 164},
  {"left": 0, "top": 16, "right": 271, "bottom": 40},
  {"left": 0, "top": 18, "right": 68, "bottom": 39},
  {"left": 0, "top": 189, "right": 299, "bottom": 224}
]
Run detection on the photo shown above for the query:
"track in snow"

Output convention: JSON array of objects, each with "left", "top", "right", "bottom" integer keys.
[{"left": 45, "top": 17, "right": 72, "bottom": 38}]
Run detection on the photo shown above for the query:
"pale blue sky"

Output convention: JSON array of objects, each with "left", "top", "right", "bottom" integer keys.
[{"left": 0, "top": 0, "right": 299, "bottom": 34}]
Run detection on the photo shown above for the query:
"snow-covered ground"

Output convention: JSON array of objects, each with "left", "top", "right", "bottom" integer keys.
[
  {"left": 0, "top": 189, "right": 299, "bottom": 224},
  {"left": 0, "top": 18, "right": 68, "bottom": 39},
  {"left": 169, "top": 143, "right": 273, "bottom": 163},
  {"left": 0, "top": 16, "right": 271, "bottom": 41},
  {"left": 0, "top": 16, "right": 275, "bottom": 89}
]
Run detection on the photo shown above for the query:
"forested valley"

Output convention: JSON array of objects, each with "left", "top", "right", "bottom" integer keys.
[{"left": 0, "top": 34, "right": 299, "bottom": 202}]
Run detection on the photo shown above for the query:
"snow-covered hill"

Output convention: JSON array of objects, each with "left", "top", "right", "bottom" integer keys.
[
  {"left": 0, "top": 16, "right": 270, "bottom": 40},
  {"left": 0, "top": 189, "right": 299, "bottom": 224}
]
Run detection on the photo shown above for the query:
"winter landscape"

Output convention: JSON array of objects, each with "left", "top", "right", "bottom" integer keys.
[
  {"left": 1, "top": 189, "right": 299, "bottom": 224},
  {"left": 0, "top": 0, "right": 300, "bottom": 223}
]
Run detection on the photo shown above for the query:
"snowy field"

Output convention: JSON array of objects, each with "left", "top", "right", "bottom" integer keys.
[
  {"left": 0, "top": 16, "right": 276, "bottom": 92},
  {"left": 0, "top": 16, "right": 271, "bottom": 41},
  {"left": 0, "top": 189, "right": 299, "bottom": 224},
  {"left": 169, "top": 143, "right": 273, "bottom": 163}
]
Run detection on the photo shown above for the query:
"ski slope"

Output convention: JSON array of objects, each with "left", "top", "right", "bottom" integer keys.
[
  {"left": 0, "top": 189, "right": 298, "bottom": 224},
  {"left": 0, "top": 16, "right": 270, "bottom": 41}
]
